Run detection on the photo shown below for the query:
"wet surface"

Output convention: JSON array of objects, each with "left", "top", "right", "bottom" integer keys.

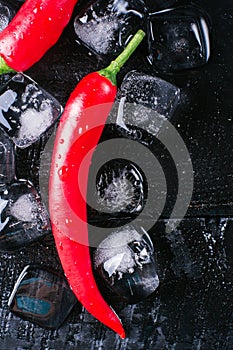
[{"left": 0, "top": 0, "right": 232, "bottom": 349}]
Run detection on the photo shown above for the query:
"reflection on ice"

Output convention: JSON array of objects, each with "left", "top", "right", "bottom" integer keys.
[
  {"left": 74, "top": 0, "right": 146, "bottom": 58},
  {"left": 94, "top": 225, "right": 159, "bottom": 303},
  {"left": 0, "top": 181, "right": 50, "bottom": 252},
  {"left": 8, "top": 265, "right": 77, "bottom": 330},
  {"left": 0, "top": 130, "right": 15, "bottom": 184},
  {"left": 0, "top": 73, "right": 62, "bottom": 148},
  {"left": 146, "top": 5, "right": 211, "bottom": 72}
]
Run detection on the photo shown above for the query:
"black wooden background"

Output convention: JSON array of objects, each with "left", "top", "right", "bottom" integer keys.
[{"left": 0, "top": 0, "right": 232, "bottom": 349}]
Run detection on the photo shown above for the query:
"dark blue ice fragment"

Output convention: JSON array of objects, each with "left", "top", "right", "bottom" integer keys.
[
  {"left": 0, "top": 73, "right": 63, "bottom": 148},
  {"left": 8, "top": 265, "right": 77, "bottom": 330},
  {"left": 0, "top": 130, "right": 15, "bottom": 185},
  {"left": 0, "top": 181, "right": 50, "bottom": 252},
  {"left": 74, "top": 0, "right": 147, "bottom": 59},
  {"left": 146, "top": 5, "right": 211, "bottom": 72},
  {"left": 94, "top": 225, "right": 159, "bottom": 303}
]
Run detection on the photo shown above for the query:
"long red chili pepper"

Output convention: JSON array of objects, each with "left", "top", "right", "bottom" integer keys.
[
  {"left": 0, "top": 0, "right": 78, "bottom": 73},
  {"left": 49, "top": 29, "right": 145, "bottom": 338}
]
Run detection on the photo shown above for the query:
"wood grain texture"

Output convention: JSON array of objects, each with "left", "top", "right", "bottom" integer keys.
[{"left": 0, "top": 0, "right": 232, "bottom": 349}]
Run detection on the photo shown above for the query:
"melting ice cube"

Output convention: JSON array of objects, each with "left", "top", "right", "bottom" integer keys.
[
  {"left": 74, "top": 0, "right": 147, "bottom": 58},
  {"left": 95, "top": 159, "right": 146, "bottom": 214},
  {"left": 94, "top": 225, "right": 159, "bottom": 303},
  {"left": 146, "top": 5, "right": 211, "bottom": 72},
  {"left": 119, "top": 70, "right": 180, "bottom": 117},
  {"left": 0, "top": 181, "right": 51, "bottom": 252},
  {"left": 0, "top": 73, "right": 62, "bottom": 148}
]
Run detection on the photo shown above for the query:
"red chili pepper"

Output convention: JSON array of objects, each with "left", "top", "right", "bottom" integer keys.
[
  {"left": 49, "top": 30, "right": 145, "bottom": 338},
  {"left": 0, "top": 0, "right": 78, "bottom": 73}
]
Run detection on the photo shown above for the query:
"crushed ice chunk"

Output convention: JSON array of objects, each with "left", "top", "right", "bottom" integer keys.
[
  {"left": 74, "top": 15, "right": 119, "bottom": 55},
  {"left": 97, "top": 169, "right": 136, "bottom": 212},
  {"left": 10, "top": 194, "right": 37, "bottom": 222},
  {"left": 13, "top": 101, "right": 53, "bottom": 147}
]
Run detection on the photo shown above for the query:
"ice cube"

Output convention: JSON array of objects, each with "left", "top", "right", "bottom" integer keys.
[
  {"left": 0, "top": 1, "right": 16, "bottom": 32},
  {"left": 94, "top": 225, "right": 159, "bottom": 303},
  {"left": 8, "top": 265, "right": 77, "bottom": 330},
  {"left": 146, "top": 5, "right": 211, "bottom": 72},
  {"left": 0, "top": 181, "right": 51, "bottom": 252},
  {"left": 119, "top": 70, "right": 180, "bottom": 117},
  {"left": 0, "top": 73, "right": 63, "bottom": 148},
  {"left": 74, "top": 0, "right": 147, "bottom": 59},
  {"left": 0, "top": 130, "right": 15, "bottom": 184},
  {"left": 95, "top": 159, "right": 146, "bottom": 215}
]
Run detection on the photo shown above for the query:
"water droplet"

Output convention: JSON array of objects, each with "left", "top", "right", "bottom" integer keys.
[{"left": 58, "top": 166, "right": 68, "bottom": 181}]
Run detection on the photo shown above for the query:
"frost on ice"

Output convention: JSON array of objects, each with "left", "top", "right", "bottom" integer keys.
[
  {"left": 10, "top": 194, "right": 38, "bottom": 222},
  {"left": 97, "top": 169, "right": 139, "bottom": 213},
  {"left": 94, "top": 226, "right": 152, "bottom": 276},
  {"left": 74, "top": 14, "right": 120, "bottom": 55},
  {"left": 0, "top": 74, "right": 62, "bottom": 148},
  {"left": 13, "top": 100, "right": 54, "bottom": 148}
]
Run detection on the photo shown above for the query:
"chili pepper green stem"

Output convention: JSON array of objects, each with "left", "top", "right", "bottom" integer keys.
[
  {"left": 98, "top": 29, "right": 145, "bottom": 86},
  {"left": 0, "top": 56, "right": 15, "bottom": 75}
]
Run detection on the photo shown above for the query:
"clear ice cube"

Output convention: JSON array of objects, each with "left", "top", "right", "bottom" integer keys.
[
  {"left": 95, "top": 159, "right": 146, "bottom": 215},
  {"left": 146, "top": 5, "right": 211, "bottom": 72},
  {"left": 119, "top": 70, "right": 180, "bottom": 117},
  {"left": 0, "top": 73, "right": 62, "bottom": 148},
  {"left": 8, "top": 265, "right": 77, "bottom": 330},
  {"left": 0, "top": 130, "right": 15, "bottom": 185},
  {"left": 74, "top": 0, "right": 147, "bottom": 58},
  {"left": 94, "top": 225, "right": 159, "bottom": 303},
  {"left": 0, "top": 181, "right": 51, "bottom": 252}
]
